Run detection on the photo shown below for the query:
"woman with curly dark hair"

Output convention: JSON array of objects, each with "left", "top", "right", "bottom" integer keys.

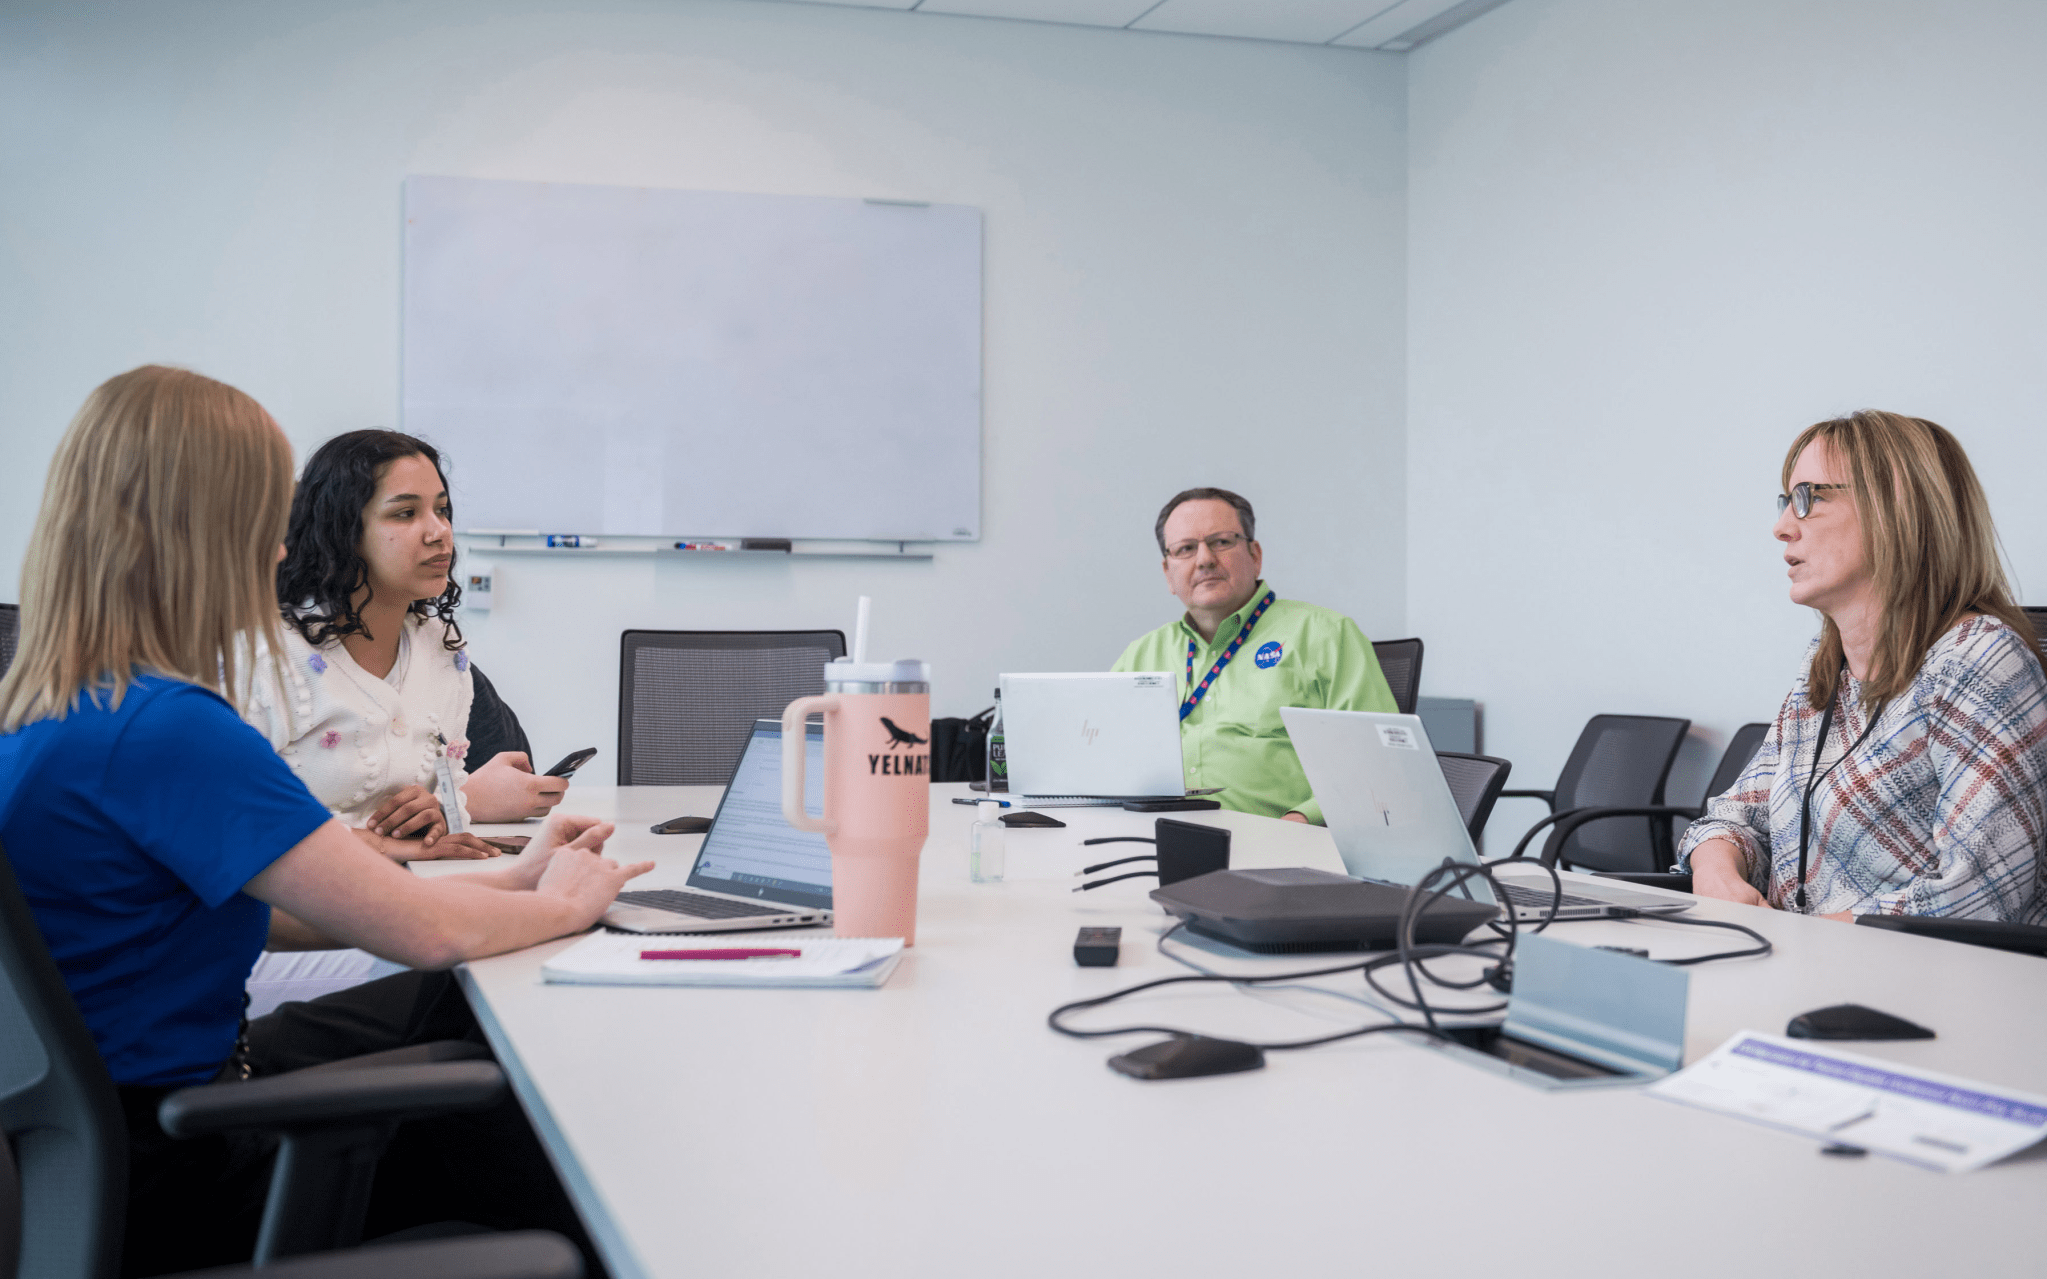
[{"left": 243, "top": 429, "right": 492, "bottom": 861}]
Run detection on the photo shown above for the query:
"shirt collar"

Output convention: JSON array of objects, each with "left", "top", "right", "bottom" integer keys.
[{"left": 1178, "top": 580, "right": 1272, "bottom": 650}]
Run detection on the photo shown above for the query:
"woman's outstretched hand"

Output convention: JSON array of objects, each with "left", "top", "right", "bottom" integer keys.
[{"left": 1689, "top": 839, "right": 1770, "bottom": 907}]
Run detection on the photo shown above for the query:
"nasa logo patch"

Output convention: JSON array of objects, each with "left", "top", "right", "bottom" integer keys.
[{"left": 1254, "top": 641, "right": 1284, "bottom": 669}]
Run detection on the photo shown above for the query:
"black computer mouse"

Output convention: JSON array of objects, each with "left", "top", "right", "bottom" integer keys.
[
  {"left": 1785, "top": 1004, "right": 1934, "bottom": 1041},
  {"left": 650, "top": 815, "right": 712, "bottom": 835},
  {"left": 1107, "top": 1035, "right": 1265, "bottom": 1080}
]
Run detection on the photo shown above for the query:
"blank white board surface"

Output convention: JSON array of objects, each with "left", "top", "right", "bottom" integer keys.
[{"left": 401, "top": 176, "right": 982, "bottom": 541}]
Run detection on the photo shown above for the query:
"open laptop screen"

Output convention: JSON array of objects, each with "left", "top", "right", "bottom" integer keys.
[{"left": 686, "top": 719, "right": 832, "bottom": 909}]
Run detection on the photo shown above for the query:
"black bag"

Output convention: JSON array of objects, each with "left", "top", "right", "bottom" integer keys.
[{"left": 930, "top": 706, "right": 995, "bottom": 783}]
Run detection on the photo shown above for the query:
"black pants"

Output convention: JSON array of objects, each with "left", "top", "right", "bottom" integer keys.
[{"left": 117, "top": 970, "right": 601, "bottom": 1278}]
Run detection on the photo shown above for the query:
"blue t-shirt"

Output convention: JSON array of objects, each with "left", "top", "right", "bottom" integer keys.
[{"left": 0, "top": 676, "right": 331, "bottom": 1086}]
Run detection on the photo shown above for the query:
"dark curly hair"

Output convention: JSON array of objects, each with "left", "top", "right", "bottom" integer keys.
[{"left": 278, "top": 429, "right": 464, "bottom": 651}]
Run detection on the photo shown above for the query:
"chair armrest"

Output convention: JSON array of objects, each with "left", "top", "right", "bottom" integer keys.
[
  {"left": 165, "top": 1230, "right": 582, "bottom": 1279},
  {"left": 1592, "top": 872, "right": 1695, "bottom": 894},
  {"left": 159, "top": 1061, "right": 506, "bottom": 1138},
  {"left": 293, "top": 1039, "right": 492, "bottom": 1076},
  {"left": 1497, "top": 789, "right": 1555, "bottom": 810},
  {"left": 1854, "top": 915, "right": 2047, "bottom": 957},
  {"left": 1534, "top": 805, "right": 1703, "bottom": 869}
]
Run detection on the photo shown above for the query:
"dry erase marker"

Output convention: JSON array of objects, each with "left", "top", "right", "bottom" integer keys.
[{"left": 640, "top": 948, "right": 802, "bottom": 961}]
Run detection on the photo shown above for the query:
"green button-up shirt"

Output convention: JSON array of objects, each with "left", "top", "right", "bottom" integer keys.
[{"left": 1111, "top": 582, "right": 1396, "bottom": 824}]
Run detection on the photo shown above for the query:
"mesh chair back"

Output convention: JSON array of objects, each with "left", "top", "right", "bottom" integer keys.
[
  {"left": 1704, "top": 722, "right": 1771, "bottom": 803},
  {"left": 0, "top": 843, "right": 127, "bottom": 1279},
  {"left": 1549, "top": 715, "right": 1691, "bottom": 873},
  {"left": 618, "top": 630, "right": 846, "bottom": 786},
  {"left": 1435, "top": 752, "right": 1512, "bottom": 842},
  {"left": 1371, "top": 637, "right": 1424, "bottom": 715},
  {"left": 0, "top": 604, "right": 18, "bottom": 679}
]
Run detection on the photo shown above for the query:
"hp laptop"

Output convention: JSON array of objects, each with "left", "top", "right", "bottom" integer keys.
[
  {"left": 1279, "top": 708, "right": 1689, "bottom": 921},
  {"left": 602, "top": 719, "right": 834, "bottom": 934},
  {"left": 1000, "top": 672, "right": 1216, "bottom": 805}
]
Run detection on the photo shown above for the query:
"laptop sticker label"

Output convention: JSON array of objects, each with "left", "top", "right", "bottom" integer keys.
[{"left": 1376, "top": 724, "right": 1419, "bottom": 750}]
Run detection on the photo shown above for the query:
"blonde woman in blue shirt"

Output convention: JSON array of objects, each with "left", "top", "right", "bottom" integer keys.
[{"left": 0, "top": 366, "right": 651, "bottom": 1273}]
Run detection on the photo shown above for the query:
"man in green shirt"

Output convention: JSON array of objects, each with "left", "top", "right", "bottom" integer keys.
[{"left": 1111, "top": 487, "right": 1397, "bottom": 824}]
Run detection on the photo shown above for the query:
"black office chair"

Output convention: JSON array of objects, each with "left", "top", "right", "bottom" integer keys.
[
  {"left": 617, "top": 629, "right": 847, "bottom": 785},
  {"left": 1370, "top": 637, "right": 1423, "bottom": 715},
  {"left": 0, "top": 603, "right": 18, "bottom": 678},
  {"left": 1499, "top": 714, "right": 1691, "bottom": 873},
  {"left": 1434, "top": 752, "right": 1512, "bottom": 843},
  {"left": 1539, "top": 720, "right": 1765, "bottom": 887},
  {"left": 0, "top": 842, "right": 581, "bottom": 1279}
]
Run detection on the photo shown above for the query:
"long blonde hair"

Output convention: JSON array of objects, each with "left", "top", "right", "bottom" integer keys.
[
  {"left": 1784, "top": 410, "right": 2034, "bottom": 711},
  {"left": 0, "top": 366, "right": 295, "bottom": 731}
]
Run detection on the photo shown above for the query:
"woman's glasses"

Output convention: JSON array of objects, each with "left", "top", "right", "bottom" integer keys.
[
  {"left": 1165, "top": 532, "right": 1248, "bottom": 560},
  {"left": 1777, "top": 482, "right": 1847, "bottom": 519}
]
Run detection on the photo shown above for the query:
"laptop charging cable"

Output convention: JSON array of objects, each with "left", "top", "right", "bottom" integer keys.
[{"left": 1072, "top": 820, "right": 1230, "bottom": 892}]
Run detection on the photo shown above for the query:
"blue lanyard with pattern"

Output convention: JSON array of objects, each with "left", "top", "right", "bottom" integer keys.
[{"left": 1181, "top": 589, "right": 1276, "bottom": 721}]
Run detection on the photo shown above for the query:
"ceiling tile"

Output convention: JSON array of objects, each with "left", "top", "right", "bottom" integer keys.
[
  {"left": 1130, "top": 0, "right": 1399, "bottom": 44},
  {"left": 774, "top": 0, "right": 924, "bottom": 10},
  {"left": 915, "top": 0, "right": 1160, "bottom": 26},
  {"left": 1330, "top": 0, "right": 1470, "bottom": 47}
]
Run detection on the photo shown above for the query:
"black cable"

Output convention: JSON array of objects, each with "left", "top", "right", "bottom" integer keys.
[
  {"left": 1396, "top": 859, "right": 1523, "bottom": 1032},
  {"left": 1048, "top": 854, "right": 1772, "bottom": 1062},
  {"left": 1081, "top": 837, "right": 1155, "bottom": 847},
  {"left": 1047, "top": 928, "right": 1469, "bottom": 1051},
  {"left": 1606, "top": 908, "right": 1774, "bottom": 963},
  {"left": 1077, "top": 853, "right": 1157, "bottom": 875},
  {"left": 1071, "top": 870, "right": 1158, "bottom": 893}
]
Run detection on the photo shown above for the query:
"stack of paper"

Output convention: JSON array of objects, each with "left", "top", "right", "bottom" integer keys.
[
  {"left": 542, "top": 933, "right": 905, "bottom": 988},
  {"left": 1650, "top": 1031, "right": 2047, "bottom": 1172}
]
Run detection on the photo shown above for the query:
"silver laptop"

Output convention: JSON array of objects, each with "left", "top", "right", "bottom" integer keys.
[
  {"left": 1280, "top": 707, "right": 1688, "bottom": 921},
  {"left": 602, "top": 719, "right": 834, "bottom": 934},
  {"left": 999, "top": 672, "right": 1212, "bottom": 805}
]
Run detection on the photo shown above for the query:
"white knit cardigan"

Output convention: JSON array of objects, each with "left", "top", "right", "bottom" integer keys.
[{"left": 243, "top": 613, "right": 475, "bottom": 828}]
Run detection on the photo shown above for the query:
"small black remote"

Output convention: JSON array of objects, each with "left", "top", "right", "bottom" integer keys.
[{"left": 1074, "top": 926, "right": 1122, "bottom": 967}]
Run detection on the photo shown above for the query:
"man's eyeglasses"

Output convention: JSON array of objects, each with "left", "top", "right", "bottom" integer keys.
[
  {"left": 1165, "top": 532, "right": 1248, "bottom": 560},
  {"left": 1777, "top": 482, "right": 1847, "bottom": 519}
]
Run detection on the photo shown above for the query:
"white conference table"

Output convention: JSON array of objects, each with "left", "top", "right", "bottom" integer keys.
[{"left": 419, "top": 785, "right": 2047, "bottom": 1279}]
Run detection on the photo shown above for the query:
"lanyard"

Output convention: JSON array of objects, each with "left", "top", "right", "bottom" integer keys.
[
  {"left": 1181, "top": 590, "right": 1276, "bottom": 722},
  {"left": 1795, "top": 668, "right": 1877, "bottom": 912}
]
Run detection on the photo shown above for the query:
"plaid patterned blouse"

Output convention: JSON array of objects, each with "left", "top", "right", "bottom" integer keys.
[{"left": 1677, "top": 615, "right": 2047, "bottom": 923}]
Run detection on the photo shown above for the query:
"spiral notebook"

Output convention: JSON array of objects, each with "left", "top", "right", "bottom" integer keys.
[{"left": 541, "top": 933, "right": 905, "bottom": 988}]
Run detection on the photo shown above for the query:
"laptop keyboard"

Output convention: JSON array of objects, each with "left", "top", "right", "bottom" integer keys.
[
  {"left": 615, "top": 889, "right": 793, "bottom": 919},
  {"left": 1499, "top": 883, "right": 1611, "bottom": 913}
]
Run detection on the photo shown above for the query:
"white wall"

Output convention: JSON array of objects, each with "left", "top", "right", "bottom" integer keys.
[
  {"left": 1407, "top": 0, "right": 2047, "bottom": 816},
  {"left": 0, "top": 0, "right": 1408, "bottom": 782}
]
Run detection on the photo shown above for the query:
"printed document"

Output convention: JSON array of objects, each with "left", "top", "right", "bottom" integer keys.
[{"left": 1650, "top": 1031, "right": 2047, "bottom": 1172}]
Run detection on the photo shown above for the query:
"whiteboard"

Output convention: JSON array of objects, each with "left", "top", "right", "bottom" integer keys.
[{"left": 401, "top": 176, "right": 982, "bottom": 541}]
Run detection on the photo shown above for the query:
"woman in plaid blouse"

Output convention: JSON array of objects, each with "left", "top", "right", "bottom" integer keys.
[{"left": 1679, "top": 411, "right": 2047, "bottom": 924}]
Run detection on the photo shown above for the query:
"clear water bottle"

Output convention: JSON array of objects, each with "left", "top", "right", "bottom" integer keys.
[
  {"left": 970, "top": 800, "right": 1006, "bottom": 882},
  {"left": 986, "top": 687, "right": 1007, "bottom": 793}
]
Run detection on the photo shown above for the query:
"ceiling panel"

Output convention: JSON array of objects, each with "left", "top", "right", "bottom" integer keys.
[
  {"left": 918, "top": 0, "right": 1158, "bottom": 25},
  {"left": 775, "top": 0, "right": 923, "bottom": 10},
  {"left": 750, "top": 0, "right": 1511, "bottom": 49},
  {"left": 1130, "top": 0, "right": 1400, "bottom": 45},
  {"left": 1331, "top": 0, "right": 1494, "bottom": 48}
]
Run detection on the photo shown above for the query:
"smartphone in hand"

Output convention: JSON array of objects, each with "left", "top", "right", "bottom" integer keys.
[{"left": 545, "top": 747, "right": 598, "bottom": 778}]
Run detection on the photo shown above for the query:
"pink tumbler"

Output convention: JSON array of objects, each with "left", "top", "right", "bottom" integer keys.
[{"left": 781, "top": 659, "right": 931, "bottom": 944}]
